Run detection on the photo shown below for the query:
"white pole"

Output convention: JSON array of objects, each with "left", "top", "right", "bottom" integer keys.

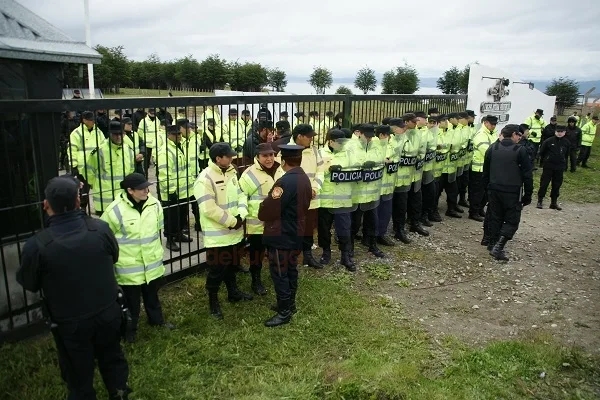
[{"left": 84, "top": 0, "right": 95, "bottom": 99}]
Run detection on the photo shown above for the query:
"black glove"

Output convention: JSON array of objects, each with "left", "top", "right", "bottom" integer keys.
[
  {"left": 231, "top": 215, "right": 243, "bottom": 230},
  {"left": 521, "top": 195, "right": 532, "bottom": 206},
  {"left": 199, "top": 144, "right": 207, "bottom": 152},
  {"left": 329, "top": 164, "right": 342, "bottom": 172},
  {"left": 362, "top": 161, "right": 376, "bottom": 169}
]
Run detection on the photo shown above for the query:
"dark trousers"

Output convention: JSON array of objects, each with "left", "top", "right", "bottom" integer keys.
[
  {"left": 566, "top": 149, "right": 578, "bottom": 171},
  {"left": 377, "top": 198, "right": 393, "bottom": 236},
  {"left": 302, "top": 208, "right": 318, "bottom": 251},
  {"left": 468, "top": 170, "right": 485, "bottom": 215},
  {"left": 432, "top": 178, "right": 441, "bottom": 210},
  {"left": 457, "top": 168, "right": 469, "bottom": 197},
  {"left": 420, "top": 181, "right": 436, "bottom": 219},
  {"left": 407, "top": 183, "right": 422, "bottom": 224},
  {"left": 392, "top": 191, "right": 408, "bottom": 233},
  {"left": 205, "top": 244, "right": 241, "bottom": 293},
  {"left": 52, "top": 303, "right": 129, "bottom": 400},
  {"left": 76, "top": 174, "right": 91, "bottom": 211},
  {"left": 318, "top": 208, "right": 351, "bottom": 251},
  {"left": 438, "top": 173, "right": 458, "bottom": 210},
  {"left": 162, "top": 196, "right": 188, "bottom": 238},
  {"left": 487, "top": 190, "right": 522, "bottom": 242},
  {"left": 531, "top": 142, "right": 540, "bottom": 163},
  {"left": 351, "top": 207, "right": 378, "bottom": 238},
  {"left": 121, "top": 279, "right": 164, "bottom": 332},
  {"left": 268, "top": 247, "right": 299, "bottom": 301},
  {"left": 538, "top": 168, "right": 564, "bottom": 201},
  {"left": 248, "top": 234, "right": 266, "bottom": 272},
  {"left": 578, "top": 146, "right": 591, "bottom": 165},
  {"left": 190, "top": 196, "right": 200, "bottom": 230},
  {"left": 144, "top": 147, "right": 153, "bottom": 177}
]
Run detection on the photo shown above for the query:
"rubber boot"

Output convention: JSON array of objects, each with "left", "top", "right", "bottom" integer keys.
[
  {"left": 208, "top": 291, "right": 223, "bottom": 320},
  {"left": 428, "top": 209, "right": 443, "bottom": 222},
  {"left": 319, "top": 248, "right": 331, "bottom": 265},
  {"left": 341, "top": 251, "right": 356, "bottom": 271},
  {"left": 368, "top": 236, "right": 385, "bottom": 258},
  {"left": 420, "top": 215, "right": 433, "bottom": 227},
  {"left": 265, "top": 298, "right": 292, "bottom": 327},
  {"left": 250, "top": 269, "right": 267, "bottom": 296},
  {"left": 490, "top": 236, "right": 510, "bottom": 261},
  {"left": 480, "top": 235, "right": 490, "bottom": 246},
  {"left": 303, "top": 250, "right": 323, "bottom": 269}
]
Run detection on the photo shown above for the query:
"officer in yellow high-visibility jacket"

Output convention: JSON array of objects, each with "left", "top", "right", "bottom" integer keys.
[
  {"left": 436, "top": 114, "right": 462, "bottom": 219},
  {"left": 198, "top": 118, "right": 224, "bottom": 169},
  {"left": 178, "top": 119, "right": 201, "bottom": 232},
  {"left": 101, "top": 173, "right": 175, "bottom": 343},
  {"left": 578, "top": 115, "right": 599, "bottom": 168},
  {"left": 469, "top": 115, "right": 498, "bottom": 222},
  {"left": 415, "top": 111, "right": 437, "bottom": 228},
  {"left": 239, "top": 143, "right": 284, "bottom": 295},
  {"left": 317, "top": 111, "right": 335, "bottom": 146},
  {"left": 68, "top": 111, "right": 105, "bottom": 210},
  {"left": 156, "top": 124, "right": 192, "bottom": 252},
  {"left": 454, "top": 112, "right": 471, "bottom": 209},
  {"left": 86, "top": 121, "right": 136, "bottom": 216},
  {"left": 390, "top": 118, "right": 413, "bottom": 244},
  {"left": 222, "top": 108, "right": 246, "bottom": 159},
  {"left": 523, "top": 108, "right": 546, "bottom": 163},
  {"left": 194, "top": 143, "right": 251, "bottom": 320},
  {"left": 137, "top": 108, "right": 161, "bottom": 176},
  {"left": 375, "top": 124, "right": 398, "bottom": 247},
  {"left": 122, "top": 117, "right": 146, "bottom": 175}
]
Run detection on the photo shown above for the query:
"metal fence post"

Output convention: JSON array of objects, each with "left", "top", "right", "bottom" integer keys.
[{"left": 343, "top": 95, "right": 353, "bottom": 128}]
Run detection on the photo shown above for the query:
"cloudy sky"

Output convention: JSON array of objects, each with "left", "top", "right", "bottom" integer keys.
[{"left": 16, "top": 0, "right": 600, "bottom": 81}]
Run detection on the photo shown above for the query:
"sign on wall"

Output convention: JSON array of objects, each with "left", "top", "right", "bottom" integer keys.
[{"left": 467, "top": 64, "right": 556, "bottom": 129}]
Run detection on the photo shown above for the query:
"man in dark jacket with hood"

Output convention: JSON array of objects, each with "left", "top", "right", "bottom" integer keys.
[
  {"left": 564, "top": 117, "right": 581, "bottom": 172},
  {"left": 272, "top": 120, "right": 292, "bottom": 153},
  {"left": 243, "top": 120, "right": 274, "bottom": 164},
  {"left": 541, "top": 116, "right": 557, "bottom": 144},
  {"left": 537, "top": 125, "right": 570, "bottom": 210}
]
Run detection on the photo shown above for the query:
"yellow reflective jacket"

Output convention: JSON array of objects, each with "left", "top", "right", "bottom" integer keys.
[
  {"left": 101, "top": 192, "right": 165, "bottom": 286},
  {"left": 156, "top": 138, "right": 190, "bottom": 200},
  {"left": 138, "top": 116, "right": 161, "bottom": 148},
  {"left": 319, "top": 146, "right": 354, "bottom": 208},
  {"left": 581, "top": 120, "right": 597, "bottom": 147},
  {"left": 68, "top": 124, "right": 105, "bottom": 170},
  {"left": 524, "top": 114, "right": 546, "bottom": 143},
  {"left": 471, "top": 125, "right": 497, "bottom": 172},
  {"left": 288, "top": 137, "right": 325, "bottom": 209}
]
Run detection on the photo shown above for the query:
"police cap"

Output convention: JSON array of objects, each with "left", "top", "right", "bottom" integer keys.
[
  {"left": 122, "top": 117, "right": 133, "bottom": 125},
  {"left": 166, "top": 125, "right": 180, "bottom": 135},
  {"left": 485, "top": 115, "right": 498, "bottom": 125},
  {"left": 359, "top": 124, "right": 376, "bottom": 137},
  {"left": 278, "top": 144, "right": 304, "bottom": 158},
  {"left": 325, "top": 111, "right": 334, "bottom": 117},
  {"left": 447, "top": 112, "right": 460, "bottom": 120},
  {"left": 280, "top": 111, "right": 289, "bottom": 118},
  {"left": 428, "top": 107, "right": 439, "bottom": 115},
  {"left": 82, "top": 111, "right": 94, "bottom": 121},
  {"left": 177, "top": 118, "right": 191, "bottom": 128},
  {"left": 229, "top": 108, "right": 238, "bottom": 115},
  {"left": 466, "top": 109, "right": 476, "bottom": 117},
  {"left": 209, "top": 142, "right": 237, "bottom": 161},
  {"left": 109, "top": 121, "right": 123, "bottom": 134},
  {"left": 414, "top": 111, "right": 427, "bottom": 118},
  {"left": 457, "top": 112, "right": 469, "bottom": 119},
  {"left": 389, "top": 118, "right": 405, "bottom": 128},
  {"left": 292, "top": 123, "right": 316, "bottom": 137},
  {"left": 147, "top": 108, "right": 156, "bottom": 114},
  {"left": 327, "top": 129, "right": 345, "bottom": 141},
  {"left": 294, "top": 111, "right": 305, "bottom": 118},
  {"left": 535, "top": 109, "right": 544, "bottom": 115},
  {"left": 45, "top": 175, "right": 79, "bottom": 214},
  {"left": 276, "top": 120, "right": 291, "bottom": 131},
  {"left": 256, "top": 143, "right": 276, "bottom": 155},
  {"left": 438, "top": 114, "right": 449, "bottom": 121},
  {"left": 376, "top": 125, "right": 391, "bottom": 135},
  {"left": 120, "top": 173, "right": 152, "bottom": 190}
]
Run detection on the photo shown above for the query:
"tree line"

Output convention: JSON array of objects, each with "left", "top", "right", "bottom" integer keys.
[{"left": 63, "top": 45, "right": 581, "bottom": 109}]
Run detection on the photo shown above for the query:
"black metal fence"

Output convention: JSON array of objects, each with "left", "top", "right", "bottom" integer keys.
[{"left": 0, "top": 93, "right": 467, "bottom": 342}]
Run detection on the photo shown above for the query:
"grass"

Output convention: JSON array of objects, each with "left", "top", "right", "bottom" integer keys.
[
  {"left": 1, "top": 271, "right": 599, "bottom": 399},
  {"left": 103, "top": 87, "right": 214, "bottom": 98}
]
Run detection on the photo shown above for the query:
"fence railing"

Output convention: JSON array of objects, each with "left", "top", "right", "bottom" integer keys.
[{"left": 0, "top": 93, "right": 467, "bottom": 342}]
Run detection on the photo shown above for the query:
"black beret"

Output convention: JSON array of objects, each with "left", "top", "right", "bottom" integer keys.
[
  {"left": 501, "top": 124, "right": 520, "bottom": 135},
  {"left": 44, "top": 175, "right": 79, "bottom": 214}
]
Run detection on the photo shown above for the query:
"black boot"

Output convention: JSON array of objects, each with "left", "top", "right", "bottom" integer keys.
[
  {"left": 445, "top": 209, "right": 462, "bottom": 218},
  {"left": 208, "top": 292, "right": 223, "bottom": 320},
  {"left": 536, "top": 199, "right": 543, "bottom": 209},
  {"left": 458, "top": 195, "right": 469, "bottom": 208},
  {"left": 420, "top": 216, "right": 433, "bottom": 227},
  {"left": 490, "top": 236, "right": 510, "bottom": 261},
  {"left": 409, "top": 223, "right": 429, "bottom": 237},
  {"left": 176, "top": 232, "right": 193, "bottom": 243},
  {"left": 428, "top": 210, "right": 443, "bottom": 222},
  {"left": 349, "top": 238, "right": 355, "bottom": 261},
  {"left": 250, "top": 269, "right": 267, "bottom": 296},
  {"left": 454, "top": 205, "right": 465, "bottom": 213},
  {"left": 394, "top": 229, "right": 412, "bottom": 244},
  {"left": 368, "top": 237, "right": 385, "bottom": 258},
  {"left": 166, "top": 238, "right": 180, "bottom": 252},
  {"left": 319, "top": 248, "right": 331, "bottom": 265},
  {"left": 361, "top": 235, "right": 370, "bottom": 247},
  {"left": 109, "top": 387, "right": 132, "bottom": 400},
  {"left": 265, "top": 298, "right": 292, "bottom": 327},
  {"left": 341, "top": 251, "right": 356, "bottom": 271},
  {"left": 549, "top": 200, "right": 562, "bottom": 211},
  {"left": 270, "top": 301, "right": 297, "bottom": 314},
  {"left": 303, "top": 250, "right": 323, "bottom": 269},
  {"left": 480, "top": 235, "right": 489, "bottom": 246},
  {"left": 478, "top": 209, "right": 486, "bottom": 218},
  {"left": 226, "top": 279, "right": 254, "bottom": 302},
  {"left": 376, "top": 236, "right": 396, "bottom": 247},
  {"left": 468, "top": 213, "right": 484, "bottom": 222}
]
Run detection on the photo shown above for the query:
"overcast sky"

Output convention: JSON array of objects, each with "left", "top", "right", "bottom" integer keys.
[{"left": 16, "top": 0, "right": 600, "bottom": 81}]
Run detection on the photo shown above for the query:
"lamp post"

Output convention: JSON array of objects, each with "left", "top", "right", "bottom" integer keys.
[{"left": 84, "top": 0, "right": 95, "bottom": 99}]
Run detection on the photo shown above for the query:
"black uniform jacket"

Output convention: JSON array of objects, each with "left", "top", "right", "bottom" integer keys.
[
  {"left": 258, "top": 167, "right": 312, "bottom": 250},
  {"left": 539, "top": 136, "right": 571, "bottom": 170}
]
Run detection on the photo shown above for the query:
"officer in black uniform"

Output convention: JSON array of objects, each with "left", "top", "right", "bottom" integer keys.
[
  {"left": 258, "top": 144, "right": 312, "bottom": 327},
  {"left": 537, "top": 125, "right": 570, "bottom": 210},
  {"left": 482, "top": 124, "right": 533, "bottom": 261},
  {"left": 16, "top": 175, "right": 131, "bottom": 400}
]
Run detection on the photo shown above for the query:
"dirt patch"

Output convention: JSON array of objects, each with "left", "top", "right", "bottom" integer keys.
[{"left": 341, "top": 202, "right": 600, "bottom": 354}]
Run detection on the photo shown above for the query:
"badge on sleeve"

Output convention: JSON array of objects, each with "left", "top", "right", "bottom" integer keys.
[{"left": 271, "top": 186, "right": 283, "bottom": 199}]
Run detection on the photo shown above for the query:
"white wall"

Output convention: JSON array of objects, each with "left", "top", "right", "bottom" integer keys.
[{"left": 467, "top": 64, "right": 556, "bottom": 128}]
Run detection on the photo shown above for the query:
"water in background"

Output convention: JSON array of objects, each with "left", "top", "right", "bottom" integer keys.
[{"left": 284, "top": 82, "right": 442, "bottom": 95}]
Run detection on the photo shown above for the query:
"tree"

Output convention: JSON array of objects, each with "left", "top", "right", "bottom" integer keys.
[
  {"left": 336, "top": 85, "right": 353, "bottom": 95},
  {"left": 458, "top": 65, "right": 470, "bottom": 94},
  {"left": 381, "top": 63, "right": 419, "bottom": 94},
  {"left": 175, "top": 55, "right": 201, "bottom": 89},
  {"left": 229, "top": 62, "right": 269, "bottom": 92},
  {"left": 308, "top": 66, "right": 333, "bottom": 94},
  {"left": 437, "top": 66, "right": 462, "bottom": 94},
  {"left": 354, "top": 67, "right": 377, "bottom": 94},
  {"left": 143, "top": 53, "right": 162, "bottom": 89},
  {"left": 546, "top": 77, "right": 579, "bottom": 115},
  {"left": 93, "top": 45, "right": 130, "bottom": 93},
  {"left": 197, "top": 54, "right": 229, "bottom": 90},
  {"left": 267, "top": 68, "right": 287, "bottom": 92}
]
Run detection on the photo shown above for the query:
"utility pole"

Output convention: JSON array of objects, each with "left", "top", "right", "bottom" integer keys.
[{"left": 84, "top": 0, "right": 95, "bottom": 99}]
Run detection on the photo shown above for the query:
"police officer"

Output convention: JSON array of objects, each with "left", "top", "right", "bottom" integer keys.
[
  {"left": 537, "top": 125, "right": 570, "bottom": 210},
  {"left": 239, "top": 143, "right": 284, "bottom": 295},
  {"left": 524, "top": 108, "right": 546, "bottom": 165},
  {"left": 17, "top": 175, "right": 130, "bottom": 400},
  {"left": 405, "top": 114, "right": 429, "bottom": 236},
  {"left": 416, "top": 112, "right": 437, "bottom": 227},
  {"left": 101, "top": 173, "right": 175, "bottom": 343},
  {"left": 122, "top": 117, "right": 146, "bottom": 175},
  {"left": 483, "top": 124, "right": 533, "bottom": 261},
  {"left": 578, "top": 115, "right": 598, "bottom": 168},
  {"left": 468, "top": 115, "right": 498, "bottom": 222},
  {"left": 86, "top": 121, "right": 136, "bottom": 216},
  {"left": 138, "top": 108, "right": 161, "bottom": 175},
  {"left": 390, "top": 117, "right": 412, "bottom": 243},
  {"left": 455, "top": 112, "right": 471, "bottom": 209},
  {"left": 564, "top": 117, "right": 582, "bottom": 172},
  {"left": 442, "top": 112, "right": 463, "bottom": 217},
  {"left": 194, "top": 143, "right": 251, "bottom": 319},
  {"left": 156, "top": 124, "right": 192, "bottom": 251},
  {"left": 318, "top": 129, "right": 356, "bottom": 270},
  {"left": 376, "top": 125, "right": 398, "bottom": 246},
  {"left": 258, "top": 144, "right": 312, "bottom": 327},
  {"left": 272, "top": 120, "right": 292, "bottom": 153},
  {"left": 287, "top": 124, "right": 324, "bottom": 268}
]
